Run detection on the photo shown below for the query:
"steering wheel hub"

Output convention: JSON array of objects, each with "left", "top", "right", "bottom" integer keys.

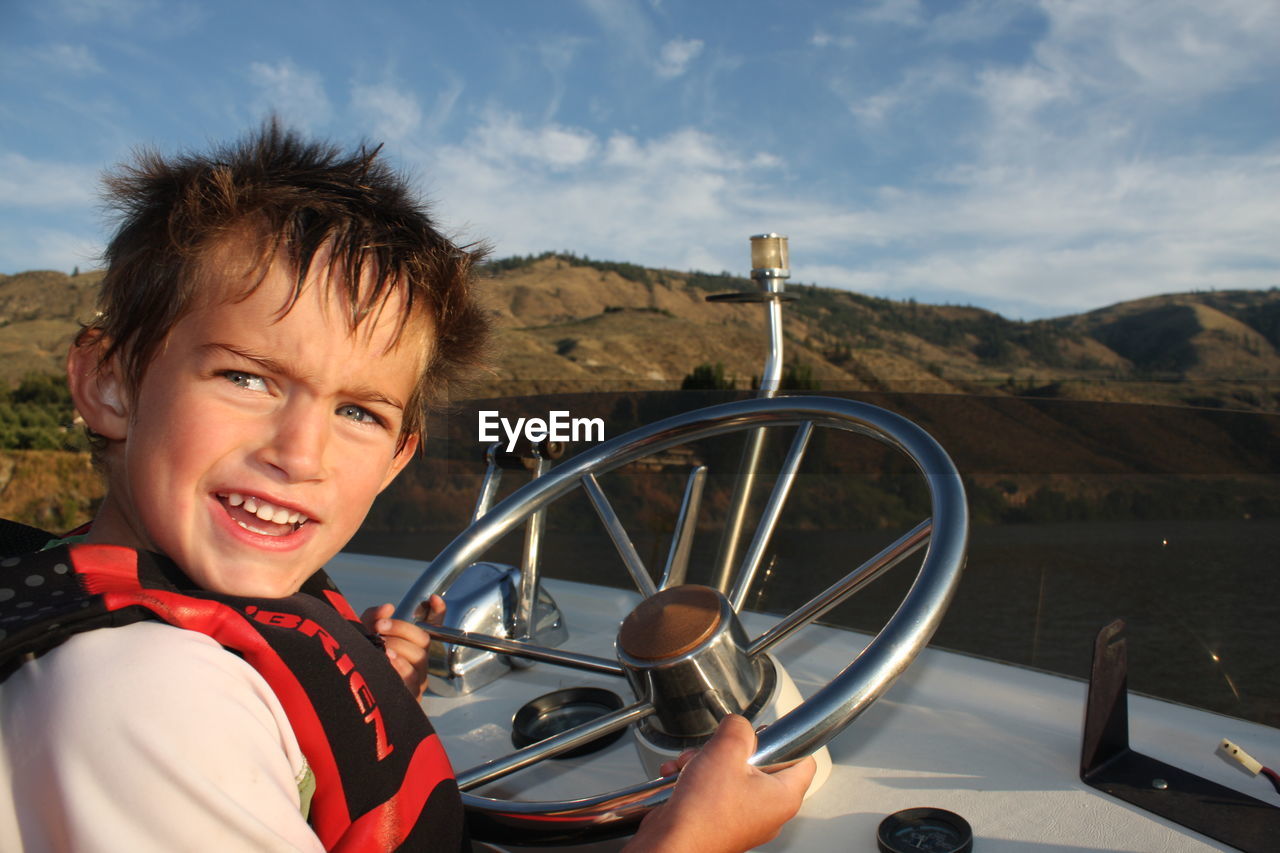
[{"left": 618, "top": 584, "right": 767, "bottom": 740}]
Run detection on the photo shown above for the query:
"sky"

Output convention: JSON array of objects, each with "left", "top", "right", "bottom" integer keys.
[{"left": 1, "top": 0, "right": 1277, "bottom": 320}]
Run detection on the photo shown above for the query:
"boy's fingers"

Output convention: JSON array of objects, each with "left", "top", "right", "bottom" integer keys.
[
  {"left": 770, "top": 754, "right": 818, "bottom": 796},
  {"left": 413, "top": 594, "right": 446, "bottom": 625},
  {"left": 379, "top": 636, "right": 430, "bottom": 698},
  {"left": 360, "top": 603, "right": 394, "bottom": 631},
  {"left": 701, "top": 714, "right": 756, "bottom": 764},
  {"left": 428, "top": 594, "right": 446, "bottom": 624},
  {"left": 381, "top": 634, "right": 429, "bottom": 667},
  {"left": 388, "top": 655, "right": 427, "bottom": 698},
  {"left": 380, "top": 617, "right": 432, "bottom": 651},
  {"left": 658, "top": 749, "right": 699, "bottom": 777}
]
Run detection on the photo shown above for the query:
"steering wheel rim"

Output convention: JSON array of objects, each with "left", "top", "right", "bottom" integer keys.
[{"left": 397, "top": 396, "right": 968, "bottom": 844}]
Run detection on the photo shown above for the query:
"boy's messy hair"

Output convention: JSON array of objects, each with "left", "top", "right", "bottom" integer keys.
[{"left": 85, "top": 119, "right": 490, "bottom": 448}]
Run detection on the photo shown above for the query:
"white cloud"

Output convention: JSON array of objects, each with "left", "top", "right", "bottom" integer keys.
[
  {"left": 0, "top": 153, "right": 99, "bottom": 209},
  {"left": 416, "top": 113, "right": 784, "bottom": 272},
  {"left": 790, "top": 0, "right": 1280, "bottom": 315},
  {"left": 47, "top": 0, "right": 203, "bottom": 35},
  {"left": 406, "top": 94, "right": 1278, "bottom": 318},
  {"left": 787, "top": 147, "right": 1280, "bottom": 316},
  {"left": 577, "top": 0, "right": 706, "bottom": 82},
  {"left": 248, "top": 60, "right": 332, "bottom": 131},
  {"left": 810, "top": 30, "right": 856, "bottom": 49},
  {"left": 1033, "top": 0, "right": 1280, "bottom": 103},
  {"left": 861, "top": 0, "right": 926, "bottom": 27},
  {"left": 425, "top": 77, "right": 465, "bottom": 136},
  {"left": 810, "top": 0, "right": 925, "bottom": 52},
  {"left": 655, "top": 37, "right": 703, "bottom": 79},
  {"left": 840, "top": 63, "right": 967, "bottom": 126},
  {"left": 604, "top": 128, "right": 745, "bottom": 172},
  {"left": 351, "top": 82, "right": 422, "bottom": 143},
  {"left": 467, "top": 111, "right": 599, "bottom": 170},
  {"left": 536, "top": 35, "right": 589, "bottom": 120},
  {"left": 0, "top": 227, "right": 99, "bottom": 275},
  {"left": 578, "top": 0, "right": 655, "bottom": 58},
  {"left": 37, "top": 44, "right": 103, "bottom": 75},
  {"left": 927, "top": 0, "right": 1029, "bottom": 43},
  {"left": 50, "top": 0, "right": 150, "bottom": 24}
]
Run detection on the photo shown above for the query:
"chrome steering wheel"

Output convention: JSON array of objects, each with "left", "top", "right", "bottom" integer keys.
[{"left": 396, "top": 396, "right": 968, "bottom": 844}]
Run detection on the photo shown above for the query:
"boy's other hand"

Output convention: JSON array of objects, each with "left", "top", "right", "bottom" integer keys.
[
  {"left": 360, "top": 595, "right": 445, "bottom": 699},
  {"left": 627, "top": 714, "right": 816, "bottom": 853}
]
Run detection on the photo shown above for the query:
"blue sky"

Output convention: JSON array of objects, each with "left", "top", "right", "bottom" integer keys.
[{"left": 2, "top": 0, "right": 1277, "bottom": 319}]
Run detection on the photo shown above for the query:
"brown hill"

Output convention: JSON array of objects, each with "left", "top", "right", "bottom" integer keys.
[
  {"left": 3, "top": 258, "right": 1278, "bottom": 411},
  {"left": 0, "top": 450, "right": 102, "bottom": 532},
  {"left": 467, "top": 255, "right": 1280, "bottom": 411},
  {"left": 1068, "top": 295, "right": 1280, "bottom": 377},
  {"left": 2, "top": 258, "right": 1278, "bottom": 531},
  {"left": 0, "top": 270, "right": 102, "bottom": 386}
]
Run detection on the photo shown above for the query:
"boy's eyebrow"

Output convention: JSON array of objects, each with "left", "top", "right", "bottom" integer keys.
[{"left": 203, "top": 343, "right": 408, "bottom": 410}]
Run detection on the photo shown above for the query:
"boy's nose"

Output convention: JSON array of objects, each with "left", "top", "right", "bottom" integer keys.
[{"left": 258, "top": 404, "right": 329, "bottom": 481}]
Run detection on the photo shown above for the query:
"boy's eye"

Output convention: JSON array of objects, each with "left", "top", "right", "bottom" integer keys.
[
  {"left": 222, "top": 370, "right": 267, "bottom": 392},
  {"left": 337, "top": 404, "right": 382, "bottom": 426}
]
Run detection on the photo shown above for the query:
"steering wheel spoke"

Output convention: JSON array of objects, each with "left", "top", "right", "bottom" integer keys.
[
  {"left": 659, "top": 465, "right": 707, "bottom": 590},
  {"left": 580, "top": 472, "right": 660, "bottom": 598},
  {"left": 425, "top": 624, "right": 625, "bottom": 676},
  {"left": 457, "top": 699, "right": 656, "bottom": 791},
  {"left": 746, "top": 518, "right": 933, "bottom": 658}
]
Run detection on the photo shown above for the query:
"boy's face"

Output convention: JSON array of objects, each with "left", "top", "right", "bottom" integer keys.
[{"left": 89, "top": 251, "right": 424, "bottom": 597}]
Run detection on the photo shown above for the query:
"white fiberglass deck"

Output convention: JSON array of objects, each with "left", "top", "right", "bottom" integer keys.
[{"left": 327, "top": 553, "right": 1280, "bottom": 852}]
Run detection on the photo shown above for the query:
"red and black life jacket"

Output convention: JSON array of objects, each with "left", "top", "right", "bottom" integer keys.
[{"left": 0, "top": 543, "right": 466, "bottom": 853}]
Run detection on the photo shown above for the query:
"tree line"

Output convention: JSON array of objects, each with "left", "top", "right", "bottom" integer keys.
[{"left": 0, "top": 373, "right": 85, "bottom": 452}]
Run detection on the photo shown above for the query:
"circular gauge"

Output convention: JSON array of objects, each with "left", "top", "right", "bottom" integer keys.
[{"left": 877, "top": 807, "right": 973, "bottom": 853}]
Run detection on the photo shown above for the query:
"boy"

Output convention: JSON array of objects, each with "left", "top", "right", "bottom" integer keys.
[{"left": 0, "top": 123, "right": 813, "bottom": 851}]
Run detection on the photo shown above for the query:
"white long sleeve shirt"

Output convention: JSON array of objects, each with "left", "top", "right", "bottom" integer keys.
[{"left": 0, "top": 620, "right": 326, "bottom": 852}]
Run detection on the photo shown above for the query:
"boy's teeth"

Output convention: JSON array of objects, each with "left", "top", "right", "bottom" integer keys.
[{"left": 221, "top": 493, "right": 309, "bottom": 526}]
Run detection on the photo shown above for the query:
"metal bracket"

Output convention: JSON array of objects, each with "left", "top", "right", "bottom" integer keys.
[
  {"left": 705, "top": 291, "right": 798, "bottom": 303},
  {"left": 426, "top": 562, "right": 567, "bottom": 696},
  {"left": 1080, "top": 619, "right": 1280, "bottom": 852}
]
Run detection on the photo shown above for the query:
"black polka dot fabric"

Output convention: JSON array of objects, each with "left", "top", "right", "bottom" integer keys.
[
  {"left": 0, "top": 518, "right": 55, "bottom": 560},
  {"left": 0, "top": 547, "right": 110, "bottom": 681},
  {"left": 0, "top": 543, "right": 360, "bottom": 683}
]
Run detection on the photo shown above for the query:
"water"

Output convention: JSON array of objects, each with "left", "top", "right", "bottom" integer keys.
[
  {"left": 348, "top": 517, "right": 1279, "bottom": 728},
  {"left": 346, "top": 391, "right": 1280, "bottom": 728}
]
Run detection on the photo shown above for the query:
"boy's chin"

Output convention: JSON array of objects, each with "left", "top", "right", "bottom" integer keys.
[
  {"left": 187, "top": 564, "right": 313, "bottom": 598},
  {"left": 183, "top": 540, "right": 332, "bottom": 598}
]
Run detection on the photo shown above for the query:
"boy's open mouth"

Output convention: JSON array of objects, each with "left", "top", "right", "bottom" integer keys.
[{"left": 217, "top": 492, "right": 310, "bottom": 537}]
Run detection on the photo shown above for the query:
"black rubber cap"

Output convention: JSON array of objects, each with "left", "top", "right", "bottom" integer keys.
[{"left": 877, "top": 807, "right": 973, "bottom": 853}]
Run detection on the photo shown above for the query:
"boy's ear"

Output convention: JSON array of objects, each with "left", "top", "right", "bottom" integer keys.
[
  {"left": 379, "top": 433, "right": 420, "bottom": 492},
  {"left": 66, "top": 331, "right": 130, "bottom": 441}
]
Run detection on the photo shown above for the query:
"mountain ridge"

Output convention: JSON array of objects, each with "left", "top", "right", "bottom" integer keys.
[{"left": 3, "top": 258, "right": 1278, "bottom": 411}]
